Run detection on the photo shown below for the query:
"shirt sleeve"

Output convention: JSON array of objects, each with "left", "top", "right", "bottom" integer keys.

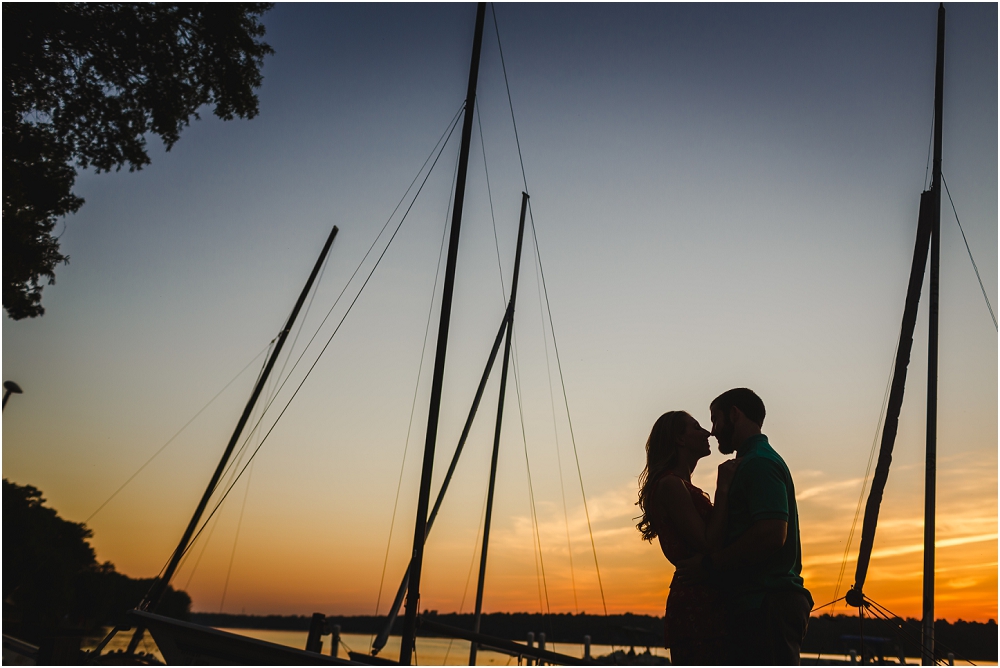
[{"left": 743, "top": 458, "right": 789, "bottom": 522}]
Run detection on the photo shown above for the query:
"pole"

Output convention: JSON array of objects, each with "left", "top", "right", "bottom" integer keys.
[
  {"left": 922, "top": 4, "right": 944, "bottom": 664},
  {"left": 398, "top": 4, "right": 486, "bottom": 664},
  {"left": 372, "top": 313, "right": 510, "bottom": 654},
  {"left": 125, "top": 224, "right": 339, "bottom": 653},
  {"left": 470, "top": 192, "right": 529, "bottom": 665}
]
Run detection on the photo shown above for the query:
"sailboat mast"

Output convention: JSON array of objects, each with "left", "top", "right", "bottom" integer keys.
[
  {"left": 398, "top": 4, "right": 487, "bottom": 665},
  {"left": 124, "top": 223, "right": 339, "bottom": 654},
  {"left": 469, "top": 192, "right": 529, "bottom": 666},
  {"left": 922, "top": 3, "right": 945, "bottom": 664}
]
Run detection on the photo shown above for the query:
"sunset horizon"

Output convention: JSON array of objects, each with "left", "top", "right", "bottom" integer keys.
[{"left": 4, "top": 4, "right": 995, "bottom": 657}]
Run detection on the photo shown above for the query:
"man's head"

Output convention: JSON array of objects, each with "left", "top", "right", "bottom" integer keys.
[{"left": 710, "top": 388, "right": 765, "bottom": 455}]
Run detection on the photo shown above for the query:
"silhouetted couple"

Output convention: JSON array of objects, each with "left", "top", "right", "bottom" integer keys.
[{"left": 636, "top": 388, "right": 812, "bottom": 665}]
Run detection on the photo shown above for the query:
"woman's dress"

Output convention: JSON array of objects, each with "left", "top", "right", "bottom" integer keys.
[{"left": 651, "top": 473, "right": 728, "bottom": 665}]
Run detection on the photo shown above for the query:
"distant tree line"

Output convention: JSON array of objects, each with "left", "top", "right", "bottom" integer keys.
[
  {"left": 2, "top": 479, "right": 191, "bottom": 648},
  {"left": 191, "top": 610, "right": 997, "bottom": 661}
]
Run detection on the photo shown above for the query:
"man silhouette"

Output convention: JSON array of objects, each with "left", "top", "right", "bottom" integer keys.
[{"left": 702, "top": 388, "right": 812, "bottom": 665}]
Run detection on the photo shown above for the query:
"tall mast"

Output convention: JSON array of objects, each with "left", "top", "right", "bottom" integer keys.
[
  {"left": 922, "top": 3, "right": 945, "bottom": 664},
  {"left": 469, "top": 192, "right": 529, "bottom": 665},
  {"left": 398, "top": 4, "right": 487, "bottom": 664}
]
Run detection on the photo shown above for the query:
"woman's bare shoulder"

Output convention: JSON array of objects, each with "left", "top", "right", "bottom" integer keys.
[{"left": 653, "top": 474, "right": 690, "bottom": 502}]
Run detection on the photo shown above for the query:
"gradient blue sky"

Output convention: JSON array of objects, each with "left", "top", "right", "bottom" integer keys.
[{"left": 3, "top": 3, "right": 996, "bottom": 620}]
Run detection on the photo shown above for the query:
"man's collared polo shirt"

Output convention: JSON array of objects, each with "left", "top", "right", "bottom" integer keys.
[{"left": 722, "top": 434, "right": 811, "bottom": 609}]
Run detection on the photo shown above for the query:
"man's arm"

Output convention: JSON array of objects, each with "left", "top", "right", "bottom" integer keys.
[
  {"left": 675, "top": 518, "right": 786, "bottom": 582},
  {"left": 710, "top": 518, "right": 786, "bottom": 570}
]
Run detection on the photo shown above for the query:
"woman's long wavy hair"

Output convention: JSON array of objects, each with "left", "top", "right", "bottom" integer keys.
[{"left": 636, "top": 411, "right": 690, "bottom": 541}]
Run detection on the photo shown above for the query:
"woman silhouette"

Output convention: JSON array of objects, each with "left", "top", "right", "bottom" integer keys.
[{"left": 636, "top": 411, "right": 737, "bottom": 665}]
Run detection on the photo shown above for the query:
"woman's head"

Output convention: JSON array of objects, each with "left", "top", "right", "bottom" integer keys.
[{"left": 636, "top": 411, "right": 711, "bottom": 541}]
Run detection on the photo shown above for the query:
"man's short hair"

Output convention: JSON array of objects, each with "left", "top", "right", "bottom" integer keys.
[{"left": 711, "top": 388, "right": 766, "bottom": 427}]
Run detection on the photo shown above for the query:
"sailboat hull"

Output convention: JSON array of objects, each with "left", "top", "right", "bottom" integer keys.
[{"left": 128, "top": 611, "right": 354, "bottom": 665}]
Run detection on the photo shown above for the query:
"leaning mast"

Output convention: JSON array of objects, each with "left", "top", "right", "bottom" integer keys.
[{"left": 847, "top": 5, "right": 944, "bottom": 666}]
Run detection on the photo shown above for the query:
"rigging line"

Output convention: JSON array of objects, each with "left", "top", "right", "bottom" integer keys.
[
  {"left": 276, "top": 236, "right": 335, "bottom": 388},
  {"left": 507, "top": 345, "right": 544, "bottom": 613},
  {"left": 209, "top": 106, "right": 466, "bottom": 494},
  {"left": 475, "top": 96, "right": 507, "bottom": 304},
  {"left": 181, "top": 501, "right": 225, "bottom": 590},
  {"left": 510, "top": 348, "right": 552, "bottom": 617},
  {"left": 490, "top": 3, "right": 529, "bottom": 192},
  {"left": 862, "top": 605, "right": 932, "bottom": 664},
  {"left": 493, "top": 5, "right": 567, "bottom": 620},
  {"left": 478, "top": 82, "right": 563, "bottom": 620},
  {"left": 218, "top": 459, "right": 254, "bottom": 612},
  {"left": 866, "top": 599, "right": 971, "bottom": 666},
  {"left": 373, "top": 147, "right": 459, "bottom": 623},
  {"left": 532, "top": 217, "right": 579, "bottom": 613},
  {"left": 830, "top": 331, "right": 899, "bottom": 613},
  {"left": 809, "top": 596, "right": 846, "bottom": 613},
  {"left": 83, "top": 343, "right": 271, "bottom": 524},
  {"left": 172, "top": 370, "right": 274, "bottom": 587},
  {"left": 207, "top": 106, "right": 467, "bottom": 500},
  {"left": 527, "top": 200, "right": 609, "bottom": 617},
  {"left": 443, "top": 485, "right": 491, "bottom": 665},
  {"left": 210, "top": 357, "right": 285, "bottom": 597},
  {"left": 863, "top": 601, "right": 944, "bottom": 665},
  {"left": 176, "top": 111, "right": 464, "bottom": 565},
  {"left": 942, "top": 174, "right": 998, "bottom": 330}
]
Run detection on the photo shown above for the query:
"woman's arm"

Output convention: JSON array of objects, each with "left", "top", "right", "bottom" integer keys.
[
  {"left": 706, "top": 459, "right": 739, "bottom": 551},
  {"left": 705, "top": 489, "right": 728, "bottom": 551}
]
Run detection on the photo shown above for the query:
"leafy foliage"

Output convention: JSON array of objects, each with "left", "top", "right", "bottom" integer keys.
[
  {"left": 2, "top": 479, "right": 191, "bottom": 642},
  {"left": 3, "top": 479, "right": 97, "bottom": 631},
  {"left": 3, "top": 3, "right": 273, "bottom": 319}
]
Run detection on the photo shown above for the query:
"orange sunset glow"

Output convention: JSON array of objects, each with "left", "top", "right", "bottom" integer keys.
[{"left": 4, "top": 1, "right": 996, "bottom": 641}]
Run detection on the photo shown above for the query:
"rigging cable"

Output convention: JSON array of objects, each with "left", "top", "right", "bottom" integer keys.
[
  {"left": 167, "top": 103, "right": 466, "bottom": 574},
  {"left": 210, "top": 104, "right": 467, "bottom": 496},
  {"left": 942, "top": 174, "right": 997, "bottom": 330},
  {"left": 475, "top": 98, "right": 507, "bottom": 304},
  {"left": 862, "top": 600, "right": 937, "bottom": 665},
  {"left": 372, "top": 147, "right": 459, "bottom": 626},
  {"left": 173, "top": 355, "right": 277, "bottom": 586},
  {"left": 212, "top": 255, "right": 333, "bottom": 606},
  {"left": 527, "top": 201, "right": 609, "bottom": 618},
  {"left": 177, "top": 338, "right": 285, "bottom": 585},
  {"left": 218, "top": 460, "right": 254, "bottom": 612},
  {"left": 867, "top": 597, "right": 974, "bottom": 666},
  {"left": 532, "top": 216, "right": 580, "bottom": 613},
  {"left": 491, "top": 0, "right": 607, "bottom": 617},
  {"left": 275, "top": 237, "right": 336, "bottom": 388},
  {"left": 511, "top": 349, "right": 553, "bottom": 617},
  {"left": 475, "top": 65, "right": 552, "bottom": 625},
  {"left": 829, "top": 332, "right": 899, "bottom": 613},
  {"left": 477, "top": 87, "right": 581, "bottom": 615},
  {"left": 181, "top": 502, "right": 225, "bottom": 590},
  {"left": 83, "top": 342, "right": 272, "bottom": 523},
  {"left": 173, "top": 104, "right": 465, "bottom": 565},
  {"left": 442, "top": 485, "right": 491, "bottom": 665}
]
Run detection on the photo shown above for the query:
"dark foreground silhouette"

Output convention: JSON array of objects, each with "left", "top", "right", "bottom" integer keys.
[{"left": 190, "top": 611, "right": 997, "bottom": 661}]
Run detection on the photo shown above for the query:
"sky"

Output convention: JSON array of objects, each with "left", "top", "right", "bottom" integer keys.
[{"left": 3, "top": 3, "right": 997, "bottom": 624}]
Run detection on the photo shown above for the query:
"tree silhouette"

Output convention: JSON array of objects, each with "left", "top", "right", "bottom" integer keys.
[
  {"left": 3, "top": 3, "right": 274, "bottom": 319},
  {"left": 3, "top": 479, "right": 191, "bottom": 643}
]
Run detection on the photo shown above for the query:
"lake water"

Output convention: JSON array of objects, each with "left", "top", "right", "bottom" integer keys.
[
  {"left": 82, "top": 627, "right": 671, "bottom": 665},
  {"left": 82, "top": 628, "right": 970, "bottom": 665}
]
